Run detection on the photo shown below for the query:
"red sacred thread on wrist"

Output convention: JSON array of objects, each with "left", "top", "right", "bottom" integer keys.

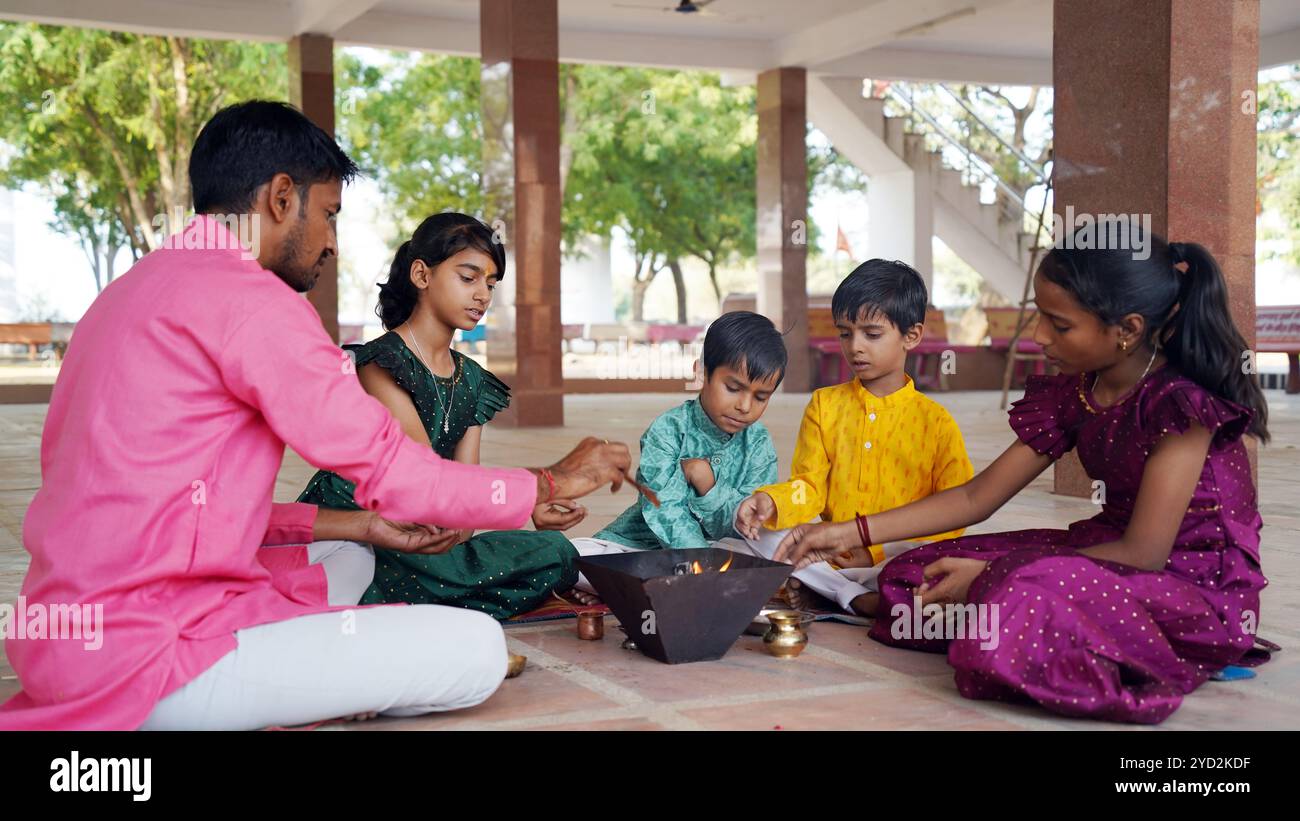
[{"left": 540, "top": 468, "right": 556, "bottom": 503}]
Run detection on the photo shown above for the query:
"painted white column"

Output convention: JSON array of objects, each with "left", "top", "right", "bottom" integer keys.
[{"left": 867, "top": 163, "right": 933, "bottom": 294}]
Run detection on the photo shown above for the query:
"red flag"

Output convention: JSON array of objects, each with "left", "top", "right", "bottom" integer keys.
[{"left": 836, "top": 224, "right": 854, "bottom": 258}]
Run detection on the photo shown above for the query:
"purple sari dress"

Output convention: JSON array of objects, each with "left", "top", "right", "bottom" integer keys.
[{"left": 870, "top": 366, "right": 1269, "bottom": 723}]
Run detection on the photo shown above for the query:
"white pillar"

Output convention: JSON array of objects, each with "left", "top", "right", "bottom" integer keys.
[{"left": 867, "top": 163, "right": 933, "bottom": 294}]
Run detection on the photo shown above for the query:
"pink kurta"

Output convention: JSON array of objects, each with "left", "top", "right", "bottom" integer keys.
[{"left": 0, "top": 216, "right": 538, "bottom": 730}]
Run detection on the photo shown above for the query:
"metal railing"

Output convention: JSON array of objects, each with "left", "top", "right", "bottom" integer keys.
[{"left": 876, "top": 81, "right": 1051, "bottom": 246}]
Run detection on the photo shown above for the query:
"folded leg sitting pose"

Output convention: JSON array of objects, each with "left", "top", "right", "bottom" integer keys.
[
  {"left": 292, "top": 212, "right": 594, "bottom": 619},
  {"left": 734, "top": 260, "right": 974, "bottom": 615},
  {"left": 0, "top": 102, "right": 632, "bottom": 731},
  {"left": 776, "top": 228, "right": 1272, "bottom": 724}
]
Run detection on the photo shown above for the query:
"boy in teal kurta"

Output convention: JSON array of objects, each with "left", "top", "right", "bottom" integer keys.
[{"left": 574, "top": 312, "right": 786, "bottom": 560}]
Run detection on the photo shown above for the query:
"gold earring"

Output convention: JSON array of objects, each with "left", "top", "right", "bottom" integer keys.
[{"left": 1120, "top": 339, "right": 1128, "bottom": 352}]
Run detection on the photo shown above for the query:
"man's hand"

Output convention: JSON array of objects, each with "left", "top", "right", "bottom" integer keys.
[
  {"left": 363, "top": 513, "right": 462, "bottom": 555},
  {"left": 734, "top": 492, "right": 776, "bottom": 540},
  {"left": 680, "top": 458, "right": 716, "bottom": 496},
  {"left": 540, "top": 437, "right": 632, "bottom": 501},
  {"left": 916, "top": 557, "right": 988, "bottom": 606},
  {"left": 532, "top": 500, "right": 587, "bottom": 531}
]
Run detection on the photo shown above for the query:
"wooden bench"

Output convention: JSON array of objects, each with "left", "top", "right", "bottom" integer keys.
[
  {"left": 984, "top": 306, "right": 1049, "bottom": 387},
  {"left": 0, "top": 322, "right": 55, "bottom": 361},
  {"left": 1258, "top": 305, "right": 1300, "bottom": 394}
]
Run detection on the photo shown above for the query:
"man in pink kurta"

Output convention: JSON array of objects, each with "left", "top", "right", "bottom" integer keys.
[{"left": 0, "top": 101, "right": 627, "bottom": 730}]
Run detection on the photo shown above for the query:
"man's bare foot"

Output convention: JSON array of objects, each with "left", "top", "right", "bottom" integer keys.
[
  {"left": 848, "top": 592, "right": 880, "bottom": 617},
  {"left": 343, "top": 711, "right": 378, "bottom": 722}
]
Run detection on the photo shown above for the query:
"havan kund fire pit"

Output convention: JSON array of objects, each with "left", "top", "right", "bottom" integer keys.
[{"left": 575, "top": 547, "right": 792, "bottom": 664}]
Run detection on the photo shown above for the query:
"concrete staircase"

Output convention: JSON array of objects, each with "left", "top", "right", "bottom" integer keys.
[{"left": 807, "top": 75, "right": 1041, "bottom": 302}]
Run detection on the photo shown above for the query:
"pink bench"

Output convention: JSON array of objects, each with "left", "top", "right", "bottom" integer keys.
[{"left": 1258, "top": 305, "right": 1300, "bottom": 394}]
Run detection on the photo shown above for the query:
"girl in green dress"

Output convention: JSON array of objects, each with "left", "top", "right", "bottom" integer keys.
[{"left": 298, "top": 213, "right": 593, "bottom": 618}]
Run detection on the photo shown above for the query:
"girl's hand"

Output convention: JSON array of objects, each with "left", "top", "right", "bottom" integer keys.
[
  {"left": 532, "top": 500, "right": 588, "bottom": 531},
  {"left": 772, "top": 520, "right": 859, "bottom": 565},
  {"left": 916, "top": 557, "right": 988, "bottom": 606}
]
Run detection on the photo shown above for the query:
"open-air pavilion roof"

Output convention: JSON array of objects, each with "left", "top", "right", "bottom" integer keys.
[{"left": 2, "top": 0, "right": 1299, "bottom": 85}]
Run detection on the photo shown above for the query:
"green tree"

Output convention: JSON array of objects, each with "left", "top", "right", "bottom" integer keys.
[
  {"left": 337, "top": 51, "right": 483, "bottom": 241},
  {"left": 0, "top": 23, "right": 285, "bottom": 292},
  {"left": 1258, "top": 65, "right": 1300, "bottom": 267}
]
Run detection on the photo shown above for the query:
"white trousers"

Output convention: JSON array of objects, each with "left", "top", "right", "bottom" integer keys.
[
  {"left": 570, "top": 531, "right": 919, "bottom": 613},
  {"left": 139, "top": 539, "right": 507, "bottom": 730}
]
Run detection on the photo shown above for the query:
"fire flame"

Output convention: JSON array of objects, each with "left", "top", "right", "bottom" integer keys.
[{"left": 688, "top": 555, "right": 733, "bottom": 574}]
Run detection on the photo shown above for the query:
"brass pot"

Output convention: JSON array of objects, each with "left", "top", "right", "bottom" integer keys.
[
  {"left": 576, "top": 609, "right": 605, "bottom": 641},
  {"left": 762, "top": 610, "right": 810, "bottom": 659}
]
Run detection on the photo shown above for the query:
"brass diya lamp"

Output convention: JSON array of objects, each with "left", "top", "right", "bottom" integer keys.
[{"left": 762, "top": 610, "right": 812, "bottom": 659}]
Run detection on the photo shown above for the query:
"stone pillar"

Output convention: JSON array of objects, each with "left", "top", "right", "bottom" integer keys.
[
  {"left": 757, "top": 67, "right": 811, "bottom": 393},
  {"left": 289, "top": 33, "right": 339, "bottom": 343},
  {"left": 481, "top": 0, "right": 564, "bottom": 426},
  {"left": 1051, "top": 0, "right": 1259, "bottom": 495}
]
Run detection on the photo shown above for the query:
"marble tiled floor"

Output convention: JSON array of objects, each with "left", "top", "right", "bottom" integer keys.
[{"left": 1, "top": 389, "right": 1298, "bottom": 730}]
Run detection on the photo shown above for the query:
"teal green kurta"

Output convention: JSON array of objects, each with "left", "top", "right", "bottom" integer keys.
[
  {"left": 297, "top": 331, "right": 576, "bottom": 619},
  {"left": 593, "top": 398, "right": 779, "bottom": 549}
]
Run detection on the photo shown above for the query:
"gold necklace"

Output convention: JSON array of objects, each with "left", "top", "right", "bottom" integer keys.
[
  {"left": 1090, "top": 345, "right": 1158, "bottom": 408},
  {"left": 402, "top": 325, "right": 458, "bottom": 434}
]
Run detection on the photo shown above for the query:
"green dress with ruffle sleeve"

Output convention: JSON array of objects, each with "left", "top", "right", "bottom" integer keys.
[{"left": 297, "top": 331, "right": 577, "bottom": 619}]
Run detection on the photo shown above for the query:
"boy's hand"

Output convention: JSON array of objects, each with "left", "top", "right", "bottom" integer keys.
[
  {"left": 680, "top": 458, "right": 716, "bottom": 496},
  {"left": 735, "top": 492, "right": 777, "bottom": 540}
]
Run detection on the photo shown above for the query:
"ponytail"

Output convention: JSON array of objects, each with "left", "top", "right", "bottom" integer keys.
[
  {"left": 375, "top": 240, "right": 418, "bottom": 330},
  {"left": 1041, "top": 225, "right": 1269, "bottom": 442},
  {"left": 1163, "top": 242, "right": 1269, "bottom": 442}
]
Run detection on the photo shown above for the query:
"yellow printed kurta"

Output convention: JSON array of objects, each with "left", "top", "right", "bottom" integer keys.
[{"left": 757, "top": 376, "right": 973, "bottom": 542}]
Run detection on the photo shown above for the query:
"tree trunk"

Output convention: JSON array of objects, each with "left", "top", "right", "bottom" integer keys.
[
  {"left": 84, "top": 231, "right": 103, "bottom": 293},
  {"left": 705, "top": 260, "right": 722, "bottom": 309},
  {"left": 104, "top": 239, "right": 119, "bottom": 286},
  {"left": 631, "top": 279, "right": 650, "bottom": 322},
  {"left": 668, "top": 258, "right": 687, "bottom": 324}
]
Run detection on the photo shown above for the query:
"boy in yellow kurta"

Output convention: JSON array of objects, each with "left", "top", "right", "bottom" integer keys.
[{"left": 732, "top": 260, "right": 973, "bottom": 615}]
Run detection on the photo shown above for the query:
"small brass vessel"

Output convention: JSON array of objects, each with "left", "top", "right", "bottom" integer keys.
[
  {"left": 576, "top": 609, "right": 605, "bottom": 641},
  {"left": 762, "top": 610, "right": 811, "bottom": 659}
]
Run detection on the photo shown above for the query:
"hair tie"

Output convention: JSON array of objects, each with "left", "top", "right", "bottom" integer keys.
[{"left": 1173, "top": 261, "right": 1189, "bottom": 274}]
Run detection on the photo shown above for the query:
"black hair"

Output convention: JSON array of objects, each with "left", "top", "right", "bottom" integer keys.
[
  {"left": 376, "top": 213, "right": 507, "bottom": 330},
  {"left": 701, "top": 311, "right": 788, "bottom": 386},
  {"left": 1040, "top": 224, "right": 1269, "bottom": 442},
  {"left": 831, "top": 259, "right": 928, "bottom": 331},
  {"left": 189, "top": 100, "right": 359, "bottom": 214}
]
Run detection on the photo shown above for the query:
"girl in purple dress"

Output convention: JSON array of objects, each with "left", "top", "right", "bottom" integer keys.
[{"left": 774, "top": 229, "right": 1272, "bottom": 723}]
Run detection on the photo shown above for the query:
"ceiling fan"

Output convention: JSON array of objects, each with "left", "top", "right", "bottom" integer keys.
[{"left": 612, "top": 0, "right": 726, "bottom": 18}]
